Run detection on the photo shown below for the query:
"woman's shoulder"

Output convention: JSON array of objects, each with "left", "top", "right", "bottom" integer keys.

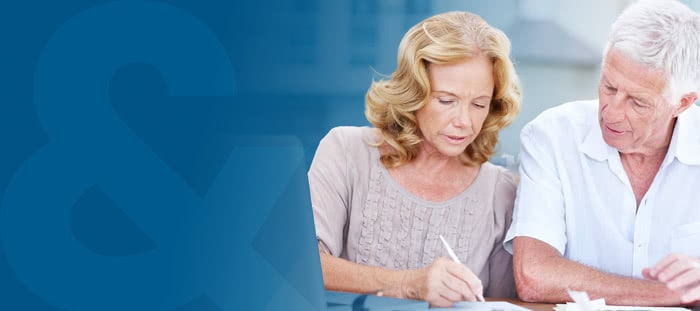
[
  {"left": 478, "top": 162, "right": 517, "bottom": 191},
  {"left": 478, "top": 162, "right": 517, "bottom": 218},
  {"left": 324, "top": 126, "right": 379, "bottom": 151},
  {"left": 326, "top": 126, "right": 376, "bottom": 139}
]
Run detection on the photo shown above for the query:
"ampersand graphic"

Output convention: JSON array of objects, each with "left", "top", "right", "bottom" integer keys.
[{"left": 0, "top": 1, "right": 246, "bottom": 310}]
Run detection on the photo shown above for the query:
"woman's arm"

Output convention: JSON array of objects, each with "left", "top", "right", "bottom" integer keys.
[
  {"left": 319, "top": 249, "right": 405, "bottom": 297},
  {"left": 320, "top": 247, "right": 485, "bottom": 308}
]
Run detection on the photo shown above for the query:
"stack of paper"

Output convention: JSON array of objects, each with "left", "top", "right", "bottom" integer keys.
[
  {"left": 554, "top": 298, "right": 604, "bottom": 311},
  {"left": 554, "top": 303, "right": 691, "bottom": 311},
  {"left": 438, "top": 301, "right": 532, "bottom": 311},
  {"left": 557, "top": 290, "right": 691, "bottom": 311},
  {"left": 557, "top": 290, "right": 607, "bottom": 311}
]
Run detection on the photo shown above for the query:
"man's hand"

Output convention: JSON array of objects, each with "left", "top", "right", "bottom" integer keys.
[{"left": 643, "top": 253, "right": 700, "bottom": 305}]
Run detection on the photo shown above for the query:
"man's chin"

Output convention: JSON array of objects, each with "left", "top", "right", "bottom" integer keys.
[{"left": 602, "top": 135, "right": 627, "bottom": 151}]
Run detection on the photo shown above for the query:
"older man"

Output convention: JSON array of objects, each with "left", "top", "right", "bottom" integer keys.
[{"left": 505, "top": 0, "right": 700, "bottom": 306}]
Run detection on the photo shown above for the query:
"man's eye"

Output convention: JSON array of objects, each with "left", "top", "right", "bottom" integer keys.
[{"left": 632, "top": 99, "right": 646, "bottom": 107}]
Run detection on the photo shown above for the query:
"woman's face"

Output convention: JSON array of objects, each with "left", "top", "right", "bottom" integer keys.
[{"left": 416, "top": 55, "right": 494, "bottom": 158}]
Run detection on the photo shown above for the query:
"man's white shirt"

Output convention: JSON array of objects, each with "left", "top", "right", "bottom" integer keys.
[{"left": 504, "top": 100, "right": 700, "bottom": 277}]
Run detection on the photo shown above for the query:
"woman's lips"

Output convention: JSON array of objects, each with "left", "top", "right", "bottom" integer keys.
[{"left": 445, "top": 135, "right": 466, "bottom": 143}]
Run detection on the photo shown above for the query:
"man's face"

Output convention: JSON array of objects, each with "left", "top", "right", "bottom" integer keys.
[{"left": 598, "top": 49, "right": 679, "bottom": 154}]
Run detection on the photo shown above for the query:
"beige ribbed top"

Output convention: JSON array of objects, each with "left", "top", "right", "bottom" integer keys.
[{"left": 309, "top": 126, "right": 516, "bottom": 298}]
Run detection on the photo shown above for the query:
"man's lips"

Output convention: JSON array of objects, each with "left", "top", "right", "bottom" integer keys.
[{"left": 604, "top": 124, "right": 625, "bottom": 135}]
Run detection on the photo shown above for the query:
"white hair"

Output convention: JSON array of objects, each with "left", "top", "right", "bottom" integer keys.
[{"left": 603, "top": 0, "right": 700, "bottom": 105}]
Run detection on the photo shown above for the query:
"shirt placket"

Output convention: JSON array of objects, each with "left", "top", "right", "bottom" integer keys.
[
  {"left": 632, "top": 195, "right": 652, "bottom": 277},
  {"left": 608, "top": 149, "right": 646, "bottom": 277},
  {"left": 632, "top": 156, "right": 674, "bottom": 276}
]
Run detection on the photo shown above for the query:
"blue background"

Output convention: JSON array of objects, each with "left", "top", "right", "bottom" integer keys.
[{"left": 0, "top": 0, "right": 335, "bottom": 309}]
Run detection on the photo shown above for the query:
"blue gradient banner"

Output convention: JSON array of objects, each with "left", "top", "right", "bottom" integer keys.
[
  {"left": 0, "top": 0, "right": 330, "bottom": 310},
  {"left": 1, "top": 0, "right": 620, "bottom": 309}
]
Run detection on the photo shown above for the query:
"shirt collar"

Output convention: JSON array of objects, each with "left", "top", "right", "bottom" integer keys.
[
  {"left": 580, "top": 104, "right": 700, "bottom": 165},
  {"left": 671, "top": 106, "right": 700, "bottom": 166},
  {"left": 580, "top": 116, "right": 609, "bottom": 162}
]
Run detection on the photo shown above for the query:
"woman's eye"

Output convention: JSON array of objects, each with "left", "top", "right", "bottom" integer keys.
[
  {"left": 473, "top": 102, "right": 487, "bottom": 109},
  {"left": 438, "top": 99, "right": 455, "bottom": 105}
]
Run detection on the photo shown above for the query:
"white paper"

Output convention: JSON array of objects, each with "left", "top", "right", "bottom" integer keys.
[
  {"left": 554, "top": 304, "right": 691, "bottom": 311},
  {"left": 558, "top": 289, "right": 691, "bottom": 311},
  {"left": 433, "top": 301, "right": 532, "bottom": 311}
]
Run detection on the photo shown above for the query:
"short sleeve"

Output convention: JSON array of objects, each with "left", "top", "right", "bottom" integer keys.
[
  {"left": 308, "top": 127, "right": 352, "bottom": 257},
  {"left": 503, "top": 120, "right": 567, "bottom": 255}
]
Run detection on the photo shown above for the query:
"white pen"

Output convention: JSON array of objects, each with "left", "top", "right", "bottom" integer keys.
[{"left": 439, "top": 235, "right": 486, "bottom": 302}]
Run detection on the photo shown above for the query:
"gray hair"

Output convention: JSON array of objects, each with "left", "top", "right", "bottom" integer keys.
[{"left": 603, "top": 0, "right": 700, "bottom": 104}]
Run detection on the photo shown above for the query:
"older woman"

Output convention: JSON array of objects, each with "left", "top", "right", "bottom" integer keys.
[{"left": 309, "top": 11, "right": 521, "bottom": 307}]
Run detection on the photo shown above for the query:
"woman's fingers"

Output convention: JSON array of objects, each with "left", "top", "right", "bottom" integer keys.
[
  {"left": 445, "top": 259, "right": 483, "bottom": 299},
  {"left": 420, "top": 257, "right": 483, "bottom": 305},
  {"left": 442, "top": 276, "right": 476, "bottom": 301},
  {"left": 406, "top": 257, "right": 487, "bottom": 306}
]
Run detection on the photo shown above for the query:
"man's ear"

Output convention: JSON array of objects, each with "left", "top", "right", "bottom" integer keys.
[{"left": 674, "top": 92, "right": 698, "bottom": 116}]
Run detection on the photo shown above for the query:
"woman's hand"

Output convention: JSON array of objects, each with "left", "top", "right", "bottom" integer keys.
[{"left": 401, "top": 257, "right": 483, "bottom": 307}]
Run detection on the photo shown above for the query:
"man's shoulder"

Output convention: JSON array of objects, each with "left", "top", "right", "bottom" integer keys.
[
  {"left": 531, "top": 100, "right": 597, "bottom": 127},
  {"left": 522, "top": 100, "right": 598, "bottom": 139}
]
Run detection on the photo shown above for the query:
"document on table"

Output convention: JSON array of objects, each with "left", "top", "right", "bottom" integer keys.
[
  {"left": 325, "top": 290, "right": 429, "bottom": 310},
  {"left": 559, "top": 290, "right": 691, "bottom": 311},
  {"left": 433, "top": 301, "right": 532, "bottom": 311},
  {"left": 554, "top": 300, "right": 691, "bottom": 311}
]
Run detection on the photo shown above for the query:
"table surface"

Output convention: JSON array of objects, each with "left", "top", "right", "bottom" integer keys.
[
  {"left": 325, "top": 290, "right": 556, "bottom": 310},
  {"left": 489, "top": 298, "right": 554, "bottom": 311}
]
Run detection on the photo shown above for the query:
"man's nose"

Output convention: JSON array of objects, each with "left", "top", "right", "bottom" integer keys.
[{"left": 603, "top": 95, "right": 626, "bottom": 123}]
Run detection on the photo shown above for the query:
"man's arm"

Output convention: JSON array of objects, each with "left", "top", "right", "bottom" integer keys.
[{"left": 513, "top": 237, "right": 681, "bottom": 305}]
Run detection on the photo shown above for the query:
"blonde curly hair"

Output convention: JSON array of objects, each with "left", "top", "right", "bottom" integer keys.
[{"left": 365, "top": 11, "right": 521, "bottom": 168}]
